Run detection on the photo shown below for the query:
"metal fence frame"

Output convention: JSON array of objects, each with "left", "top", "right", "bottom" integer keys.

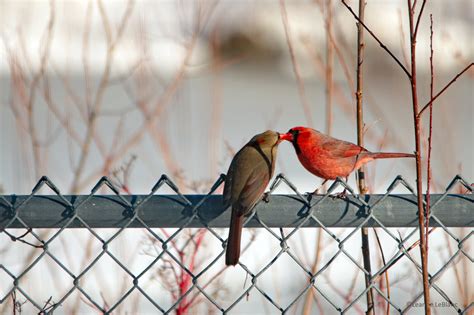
[{"left": 0, "top": 174, "right": 472, "bottom": 314}]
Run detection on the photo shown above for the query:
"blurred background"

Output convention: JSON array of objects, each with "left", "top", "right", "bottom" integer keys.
[{"left": 0, "top": 0, "right": 472, "bottom": 314}]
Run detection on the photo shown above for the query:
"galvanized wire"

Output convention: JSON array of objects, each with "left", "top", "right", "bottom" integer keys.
[{"left": 0, "top": 174, "right": 472, "bottom": 314}]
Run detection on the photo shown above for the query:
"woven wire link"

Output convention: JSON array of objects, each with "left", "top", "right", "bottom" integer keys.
[{"left": 0, "top": 175, "right": 472, "bottom": 314}]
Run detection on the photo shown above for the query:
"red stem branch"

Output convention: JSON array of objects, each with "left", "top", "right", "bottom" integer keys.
[
  {"left": 425, "top": 13, "right": 434, "bottom": 266},
  {"left": 407, "top": 1, "right": 431, "bottom": 313}
]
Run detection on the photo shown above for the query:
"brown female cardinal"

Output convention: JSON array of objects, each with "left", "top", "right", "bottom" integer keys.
[
  {"left": 279, "top": 126, "right": 414, "bottom": 187},
  {"left": 224, "top": 130, "right": 281, "bottom": 266}
]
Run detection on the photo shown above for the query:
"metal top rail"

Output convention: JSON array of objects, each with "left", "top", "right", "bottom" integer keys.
[
  {"left": 1, "top": 194, "right": 472, "bottom": 229},
  {"left": 1, "top": 174, "right": 472, "bottom": 229}
]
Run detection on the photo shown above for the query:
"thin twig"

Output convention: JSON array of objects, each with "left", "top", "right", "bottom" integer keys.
[
  {"left": 302, "top": 230, "right": 323, "bottom": 315},
  {"left": 397, "top": 9, "right": 410, "bottom": 69},
  {"left": 2, "top": 229, "right": 44, "bottom": 248},
  {"left": 302, "top": 3, "right": 334, "bottom": 313},
  {"left": 73, "top": 31, "right": 198, "bottom": 192},
  {"left": 353, "top": 1, "right": 375, "bottom": 314},
  {"left": 25, "top": 0, "right": 56, "bottom": 179},
  {"left": 425, "top": 13, "right": 434, "bottom": 266},
  {"left": 280, "top": 0, "right": 314, "bottom": 127},
  {"left": 407, "top": 1, "right": 431, "bottom": 312},
  {"left": 325, "top": 0, "right": 334, "bottom": 136},
  {"left": 418, "top": 63, "right": 473, "bottom": 116},
  {"left": 413, "top": 0, "right": 427, "bottom": 39},
  {"left": 356, "top": 0, "right": 367, "bottom": 195},
  {"left": 374, "top": 229, "right": 390, "bottom": 315},
  {"left": 71, "top": 0, "right": 135, "bottom": 193},
  {"left": 341, "top": 0, "right": 411, "bottom": 78},
  {"left": 301, "top": 39, "right": 355, "bottom": 116},
  {"left": 370, "top": 228, "right": 437, "bottom": 298},
  {"left": 209, "top": 23, "right": 224, "bottom": 178}
]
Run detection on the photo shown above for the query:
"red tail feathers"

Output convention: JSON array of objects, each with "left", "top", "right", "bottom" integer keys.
[{"left": 371, "top": 152, "right": 415, "bottom": 159}]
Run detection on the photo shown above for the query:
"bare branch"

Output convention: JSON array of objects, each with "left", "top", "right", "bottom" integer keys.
[
  {"left": 418, "top": 63, "right": 474, "bottom": 117},
  {"left": 280, "top": 0, "right": 314, "bottom": 127},
  {"left": 413, "top": 0, "right": 427, "bottom": 39},
  {"left": 407, "top": 0, "right": 431, "bottom": 312},
  {"left": 341, "top": 0, "right": 411, "bottom": 78},
  {"left": 425, "top": 13, "right": 434, "bottom": 261},
  {"left": 71, "top": 0, "right": 136, "bottom": 193},
  {"left": 374, "top": 229, "right": 390, "bottom": 315}
]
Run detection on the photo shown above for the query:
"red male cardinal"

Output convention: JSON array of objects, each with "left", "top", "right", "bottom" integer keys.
[
  {"left": 280, "top": 126, "right": 414, "bottom": 187},
  {"left": 224, "top": 130, "right": 281, "bottom": 266}
]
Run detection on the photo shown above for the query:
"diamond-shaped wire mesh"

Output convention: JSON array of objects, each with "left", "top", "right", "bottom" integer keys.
[{"left": 0, "top": 175, "right": 472, "bottom": 314}]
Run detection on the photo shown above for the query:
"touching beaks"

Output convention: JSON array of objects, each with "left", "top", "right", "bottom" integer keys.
[{"left": 279, "top": 132, "right": 293, "bottom": 142}]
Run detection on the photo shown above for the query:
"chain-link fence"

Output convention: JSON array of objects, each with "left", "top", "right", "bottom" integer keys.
[{"left": 0, "top": 174, "right": 472, "bottom": 314}]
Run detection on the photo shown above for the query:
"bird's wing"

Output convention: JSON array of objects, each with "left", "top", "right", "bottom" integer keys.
[
  {"left": 321, "top": 138, "right": 367, "bottom": 158},
  {"left": 223, "top": 145, "right": 271, "bottom": 216},
  {"left": 235, "top": 164, "right": 270, "bottom": 216},
  {"left": 223, "top": 166, "right": 233, "bottom": 208}
]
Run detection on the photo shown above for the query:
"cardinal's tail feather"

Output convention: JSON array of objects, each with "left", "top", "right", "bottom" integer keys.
[
  {"left": 226, "top": 210, "right": 244, "bottom": 266},
  {"left": 371, "top": 152, "right": 415, "bottom": 159}
]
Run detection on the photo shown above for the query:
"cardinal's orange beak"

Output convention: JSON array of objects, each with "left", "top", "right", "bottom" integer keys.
[{"left": 279, "top": 132, "right": 293, "bottom": 142}]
